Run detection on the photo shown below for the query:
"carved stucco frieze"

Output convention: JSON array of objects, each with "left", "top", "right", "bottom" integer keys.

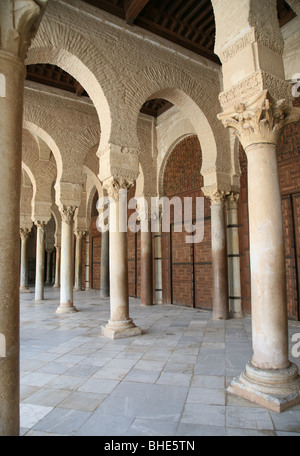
[
  {"left": 0, "top": 0, "right": 48, "bottom": 60},
  {"left": 218, "top": 90, "right": 300, "bottom": 149},
  {"left": 219, "top": 27, "right": 284, "bottom": 64},
  {"left": 219, "top": 71, "right": 292, "bottom": 112}
]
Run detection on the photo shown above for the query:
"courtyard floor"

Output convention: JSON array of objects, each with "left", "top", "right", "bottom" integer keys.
[{"left": 19, "top": 287, "right": 300, "bottom": 436}]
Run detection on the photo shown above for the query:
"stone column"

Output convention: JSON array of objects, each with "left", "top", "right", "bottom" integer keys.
[
  {"left": 219, "top": 90, "right": 300, "bottom": 411},
  {"left": 100, "top": 229, "right": 110, "bottom": 298},
  {"left": 53, "top": 244, "right": 61, "bottom": 288},
  {"left": 85, "top": 233, "right": 90, "bottom": 291},
  {"left": 208, "top": 191, "right": 229, "bottom": 320},
  {"left": 154, "top": 214, "right": 163, "bottom": 305},
  {"left": 56, "top": 206, "right": 77, "bottom": 314},
  {"left": 20, "top": 228, "right": 31, "bottom": 292},
  {"left": 226, "top": 193, "right": 242, "bottom": 318},
  {"left": 74, "top": 230, "right": 84, "bottom": 291},
  {"left": 101, "top": 178, "right": 141, "bottom": 339},
  {"left": 140, "top": 223, "right": 153, "bottom": 307},
  {"left": 35, "top": 221, "right": 46, "bottom": 301},
  {"left": 0, "top": 0, "right": 48, "bottom": 436},
  {"left": 45, "top": 250, "right": 52, "bottom": 285}
]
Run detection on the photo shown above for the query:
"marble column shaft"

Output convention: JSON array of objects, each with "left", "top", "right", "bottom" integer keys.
[
  {"left": 57, "top": 207, "right": 77, "bottom": 313},
  {"left": 218, "top": 89, "right": 300, "bottom": 411},
  {"left": 85, "top": 233, "right": 90, "bottom": 291},
  {"left": 210, "top": 193, "right": 229, "bottom": 320},
  {"left": 46, "top": 250, "right": 52, "bottom": 284},
  {"left": 74, "top": 231, "right": 84, "bottom": 292},
  {"left": 101, "top": 183, "right": 141, "bottom": 339},
  {"left": 140, "top": 224, "right": 153, "bottom": 306},
  {"left": 0, "top": 50, "right": 26, "bottom": 436},
  {"left": 246, "top": 143, "right": 289, "bottom": 369},
  {"left": 53, "top": 245, "right": 61, "bottom": 288},
  {"left": 20, "top": 229, "right": 30, "bottom": 291},
  {"left": 100, "top": 229, "right": 110, "bottom": 298},
  {"left": 226, "top": 194, "right": 242, "bottom": 318},
  {"left": 154, "top": 217, "right": 163, "bottom": 305},
  {"left": 35, "top": 222, "right": 46, "bottom": 301}
]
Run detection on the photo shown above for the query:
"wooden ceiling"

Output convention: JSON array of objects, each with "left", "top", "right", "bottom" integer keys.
[{"left": 26, "top": 0, "right": 296, "bottom": 117}]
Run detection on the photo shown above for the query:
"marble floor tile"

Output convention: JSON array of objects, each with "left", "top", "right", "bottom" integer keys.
[{"left": 17, "top": 288, "right": 300, "bottom": 437}]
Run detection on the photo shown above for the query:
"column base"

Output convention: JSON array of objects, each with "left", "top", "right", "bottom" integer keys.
[
  {"left": 100, "top": 289, "right": 110, "bottom": 298},
  {"left": 101, "top": 318, "right": 142, "bottom": 339},
  {"left": 56, "top": 302, "right": 78, "bottom": 314},
  {"left": 53, "top": 284, "right": 60, "bottom": 288},
  {"left": 229, "top": 310, "right": 243, "bottom": 319},
  {"left": 228, "top": 361, "right": 300, "bottom": 412},
  {"left": 20, "top": 287, "right": 31, "bottom": 293}
]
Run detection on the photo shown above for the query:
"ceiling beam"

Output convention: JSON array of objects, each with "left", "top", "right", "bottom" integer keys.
[{"left": 125, "top": 0, "right": 150, "bottom": 24}]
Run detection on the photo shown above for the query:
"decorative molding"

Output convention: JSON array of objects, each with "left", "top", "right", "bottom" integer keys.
[
  {"left": 219, "top": 28, "right": 284, "bottom": 64},
  {"left": 219, "top": 71, "right": 292, "bottom": 111},
  {"left": 218, "top": 90, "right": 300, "bottom": 149}
]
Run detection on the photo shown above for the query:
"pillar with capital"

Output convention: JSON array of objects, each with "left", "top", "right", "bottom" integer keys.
[
  {"left": 56, "top": 205, "right": 78, "bottom": 313},
  {"left": 219, "top": 91, "right": 300, "bottom": 411},
  {"left": 53, "top": 243, "right": 61, "bottom": 288},
  {"left": 226, "top": 192, "right": 242, "bottom": 318},
  {"left": 74, "top": 230, "right": 85, "bottom": 292},
  {"left": 45, "top": 249, "right": 53, "bottom": 285},
  {"left": 20, "top": 228, "right": 31, "bottom": 292},
  {"left": 0, "top": 0, "right": 48, "bottom": 435},
  {"left": 100, "top": 177, "right": 141, "bottom": 339},
  {"left": 211, "top": 0, "right": 300, "bottom": 411},
  {"left": 98, "top": 142, "right": 142, "bottom": 339},
  {"left": 203, "top": 189, "right": 229, "bottom": 320},
  {"left": 100, "top": 229, "right": 110, "bottom": 298},
  {"left": 34, "top": 221, "right": 46, "bottom": 301},
  {"left": 137, "top": 196, "right": 153, "bottom": 307},
  {"left": 98, "top": 197, "right": 110, "bottom": 298},
  {"left": 84, "top": 232, "right": 90, "bottom": 291}
]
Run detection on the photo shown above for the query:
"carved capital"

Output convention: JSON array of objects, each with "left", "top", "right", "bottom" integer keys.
[
  {"left": 0, "top": 0, "right": 48, "bottom": 61},
  {"left": 74, "top": 230, "right": 86, "bottom": 239},
  {"left": 20, "top": 227, "right": 31, "bottom": 240},
  {"left": 209, "top": 191, "right": 228, "bottom": 205},
  {"left": 218, "top": 90, "right": 300, "bottom": 149},
  {"left": 34, "top": 220, "right": 46, "bottom": 229},
  {"left": 103, "top": 177, "right": 134, "bottom": 202},
  {"left": 60, "top": 206, "right": 76, "bottom": 225},
  {"left": 227, "top": 192, "right": 240, "bottom": 206}
]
